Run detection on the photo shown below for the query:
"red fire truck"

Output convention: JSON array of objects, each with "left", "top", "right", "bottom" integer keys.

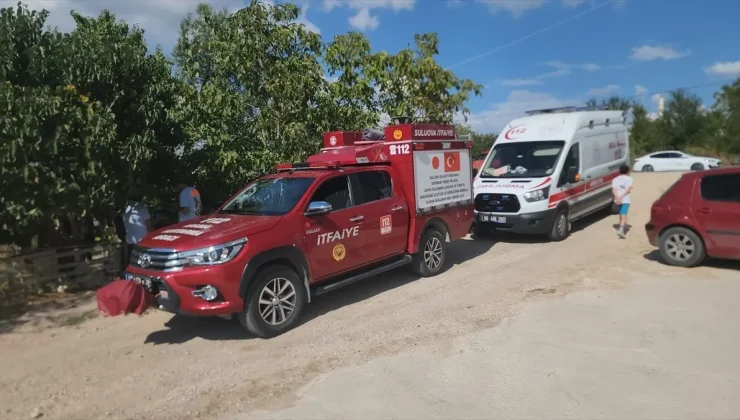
[{"left": 124, "top": 122, "right": 475, "bottom": 337}]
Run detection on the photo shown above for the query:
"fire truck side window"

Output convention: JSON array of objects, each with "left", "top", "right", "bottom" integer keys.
[
  {"left": 310, "top": 175, "right": 352, "bottom": 211},
  {"left": 351, "top": 170, "right": 392, "bottom": 205}
]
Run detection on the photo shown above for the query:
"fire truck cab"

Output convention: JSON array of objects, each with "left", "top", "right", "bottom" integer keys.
[{"left": 125, "top": 122, "right": 475, "bottom": 338}]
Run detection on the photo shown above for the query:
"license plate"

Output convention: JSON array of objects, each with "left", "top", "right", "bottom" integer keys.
[
  {"left": 124, "top": 273, "right": 152, "bottom": 289},
  {"left": 490, "top": 216, "right": 507, "bottom": 223}
]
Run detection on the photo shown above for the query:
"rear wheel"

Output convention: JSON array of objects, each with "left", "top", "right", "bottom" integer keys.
[
  {"left": 239, "top": 265, "right": 306, "bottom": 338},
  {"left": 548, "top": 207, "right": 570, "bottom": 242},
  {"left": 690, "top": 163, "right": 705, "bottom": 171},
  {"left": 642, "top": 165, "right": 654, "bottom": 172},
  {"left": 411, "top": 228, "right": 446, "bottom": 277},
  {"left": 659, "top": 227, "right": 706, "bottom": 267}
]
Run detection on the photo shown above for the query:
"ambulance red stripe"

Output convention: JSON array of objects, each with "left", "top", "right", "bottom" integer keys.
[{"left": 547, "top": 171, "right": 620, "bottom": 208}]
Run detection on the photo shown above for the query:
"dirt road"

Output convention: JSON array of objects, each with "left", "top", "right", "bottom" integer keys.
[{"left": 1, "top": 172, "right": 738, "bottom": 420}]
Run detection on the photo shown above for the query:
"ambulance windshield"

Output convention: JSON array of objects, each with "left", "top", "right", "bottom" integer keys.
[
  {"left": 480, "top": 141, "right": 565, "bottom": 178},
  {"left": 219, "top": 177, "right": 315, "bottom": 216}
]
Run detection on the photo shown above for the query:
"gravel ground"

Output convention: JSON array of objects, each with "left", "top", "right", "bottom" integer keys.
[{"left": 1, "top": 172, "right": 738, "bottom": 420}]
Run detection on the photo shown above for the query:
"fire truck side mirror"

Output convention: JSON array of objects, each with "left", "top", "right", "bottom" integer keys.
[{"left": 305, "top": 201, "right": 332, "bottom": 216}]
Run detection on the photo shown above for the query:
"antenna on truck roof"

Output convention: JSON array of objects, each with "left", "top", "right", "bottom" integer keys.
[{"left": 525, "top": 104, "right": 610, "bottom": 115}]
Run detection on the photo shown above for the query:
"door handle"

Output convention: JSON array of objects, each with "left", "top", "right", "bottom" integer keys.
[
  {"left": 697, "top": 207, "right": 711, "bottom": 215},
  {"left": 390, "top": 205, "right": 403, "bottom": 212},
  {"left": 349, "top": 215, "right": 364, "bottom": 222}
]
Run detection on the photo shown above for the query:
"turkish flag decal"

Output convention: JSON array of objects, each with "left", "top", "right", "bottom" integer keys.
[{"left": 444, "top": 152, "right": 461, "bottom": 172}]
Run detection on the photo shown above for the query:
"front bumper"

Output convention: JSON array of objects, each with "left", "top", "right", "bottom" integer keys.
[
  {"left": 124, "top": 266, "right": 243, "bottom": 316},
  {"left": 474, "top": 208, "right": 557, "bottom": 235}
]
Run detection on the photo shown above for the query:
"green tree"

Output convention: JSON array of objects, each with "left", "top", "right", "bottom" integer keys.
[
  {"left": 371, "top": 33, "right": 482, "bottom": 124},
  {"left": 0, "top": 2, "right": 183, "bottom": 247},
  {"left": 173, "top": 1, "right": 328, "bottom": 205},
  {"left": 585, "top": 95, "right": 635, "bottom": 112},
  {"left": 712, "top": 77, "right": 740, "bottom": 155}
]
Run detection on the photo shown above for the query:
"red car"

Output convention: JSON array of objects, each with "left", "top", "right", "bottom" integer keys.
[{"left": 645, "top": 167, "right": 740, "bottom": 267}]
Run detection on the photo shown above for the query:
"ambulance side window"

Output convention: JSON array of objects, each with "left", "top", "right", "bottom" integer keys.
[
  {"left": 558, "top": 143, "right": 580, "bottom": 187},
  {"left": 310, "top": 175, "right": 352, "bottom": 211},
  {"left": 351, "top": 170, "right": 392, "bottom": 205}
]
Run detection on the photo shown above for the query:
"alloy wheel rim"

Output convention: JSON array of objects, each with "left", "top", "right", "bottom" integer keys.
[
  {"left": 666, "top": 233, "right": 695, "bottom": 261},
  {"left": 258, "top": 277, "right": 297, "bottom": 325},
  {"left": 424, "top": 237, "right": 443, "bottom": 270}
]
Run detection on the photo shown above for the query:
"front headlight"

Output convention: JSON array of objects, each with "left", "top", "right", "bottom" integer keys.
[
  {"left": 523, "top": 187, "right": 549, "bottom": 203},
  {"left": 179, "top": 238, "right": 247, "bottom": 266}
]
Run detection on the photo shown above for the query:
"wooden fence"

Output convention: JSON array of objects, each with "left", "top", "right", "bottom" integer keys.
[{"left": 1, "top": 243, "right": 123, "bottom": 294}]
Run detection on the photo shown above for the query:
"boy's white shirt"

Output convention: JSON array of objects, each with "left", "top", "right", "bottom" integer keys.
[{"left": 612, "top": 174, "right": 633, "bottom": 204}]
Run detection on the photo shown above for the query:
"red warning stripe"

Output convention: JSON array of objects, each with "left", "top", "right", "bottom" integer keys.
[{"left": 548, "top": 171, "right": 620, "bottom": 208}]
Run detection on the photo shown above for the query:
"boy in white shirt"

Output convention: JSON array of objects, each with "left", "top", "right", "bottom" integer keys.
[{"left": 611, "top": 164, "right": 633, "bottom": 238}]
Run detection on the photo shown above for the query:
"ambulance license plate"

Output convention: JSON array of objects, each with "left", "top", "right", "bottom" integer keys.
[{"left": 483, "top": 215, "right": 506, "bottom": 223}]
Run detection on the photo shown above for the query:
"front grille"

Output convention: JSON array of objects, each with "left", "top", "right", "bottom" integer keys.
[
  {"left": 474, "top": 193, "right": 521, "bottom": 213},
  {"left": 130, "top": 247, "right": 187, "bottom": 271}
]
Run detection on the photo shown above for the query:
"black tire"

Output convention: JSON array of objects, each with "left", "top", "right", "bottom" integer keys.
[
  {"left": 642, "top": 165, "right": 654, "bottom": 172},
  {"left": 239, "top": 265, "right": 306, "bottom": 338},
  {"left": 548, "top": 207, "right": 570, "bottom": 242},
  {"left": 691, "top": 163, "right": 704, "bottom": 171},
  {"left": 658, "top": 227, "right": 706, "bottom": 267},
  {"left": 411, "top": 228, "right": 446, "bottom": 277}
]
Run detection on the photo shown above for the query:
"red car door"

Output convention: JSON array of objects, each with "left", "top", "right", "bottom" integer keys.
[
  {"left": 349, "top": 169, "right": 409, "bottom": 262},
  {"left": 694, "top": 172, "right": 740, "bottom": 258},
  {"left": 302, "top": 174, "right": 366, "bottom": 281}
]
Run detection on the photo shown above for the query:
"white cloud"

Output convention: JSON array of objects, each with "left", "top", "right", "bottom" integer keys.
[
  {"left": 458, "top": 90, "right": 579, "bottom": 134},
  {"left": 634, "top": 85, "right": 648, "bottom": 96},
  {"left": 499, "top": 78, "right": 542, "bottom": 87},
  {"left": 587, "top": 84, "right": 619, "bottom": 96},
  {"left": 4, "top": 0, "right": 296, "bottom": 53},
  {"left": 296, "top": 4, "right": 321, "bottom": 34},
  {"left": 501, "top": 61, "right": 600, "bottom": 85},
  {"left": 629, "top": 44, "right": 691, "bottom": 61},
  {"left": 704, "top": 60, "right": 740, "bottom": 77},
  {"left": 562, "top": 0, "right": 586, "bottom": 6},
  {"left": 324, "top": 0, "right": 415, "bottom": 12},
  {"left": 348, "top": 8, "right": 379, "bottom": 31},
  {"left": 474, "top": 0, "right": 547, "bottom": 18}
]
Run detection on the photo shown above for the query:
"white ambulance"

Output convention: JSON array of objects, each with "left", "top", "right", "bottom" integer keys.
[{"left": 472, "top": 106, "right": 630, "bottom": 241}]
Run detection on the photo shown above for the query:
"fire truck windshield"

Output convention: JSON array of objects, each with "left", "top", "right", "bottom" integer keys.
[
  {"left": 219, "top": 177, "right": 315, "bottom": 216},
  {"left": 480, "top": 141, "right": 565, "bottom": 179}
]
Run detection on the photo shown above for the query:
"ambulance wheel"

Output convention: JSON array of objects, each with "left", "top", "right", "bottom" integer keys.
[
  {"left": 548, "top": 207, "right": 570, "bottom": 242},
  {"left": 239, "top": 265, "right": 306, "bottom": 338},
  {"left": 412, "top": 229, "right": 446, "bottom": 277}
]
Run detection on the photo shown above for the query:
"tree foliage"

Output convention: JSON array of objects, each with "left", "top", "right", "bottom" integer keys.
[
  {"left": 1, "top": 2, "right": 182, "bottom": 246},
  {"left": 1, "top": 0, "right": 486, "bottom": 247}
]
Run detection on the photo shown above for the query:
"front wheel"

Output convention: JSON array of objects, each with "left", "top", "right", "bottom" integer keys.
[
  {"left": 239, "top": 265, "right": 306, "bottom": 338},
  {"left": 548, "top": 207, "right": 570, "bottom": 242},
  {"left": 691, "top": 163, "right": 705, "bottom": 171},
  {"left": 658, "top": 227, "right": 706, "bottom": 267},
  {"left": 411, "top": 229, "right": 446, "bottom": 277}
]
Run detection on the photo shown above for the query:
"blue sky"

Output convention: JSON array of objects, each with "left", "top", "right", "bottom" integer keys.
[{"left": 9, "top": 0, "right": 740, "bottom": 133}]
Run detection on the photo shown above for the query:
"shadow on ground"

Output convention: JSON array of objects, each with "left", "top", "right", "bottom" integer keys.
[
  {"left": 0, "top": 292, "right": 97, "bottom": 334},
  {"left": 143, "top": 238, "right": 496, "bottom": 344},
  {"left": 472, "top": 207, "right": 615, "bottom": 243},
  {"left": 643, "top": 250, "right": 740, "bottom": 270}
]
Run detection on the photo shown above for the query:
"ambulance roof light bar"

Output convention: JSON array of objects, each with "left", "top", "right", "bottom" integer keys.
[{"left": 525, "top": 104, "right": 610, "bottom": 115}]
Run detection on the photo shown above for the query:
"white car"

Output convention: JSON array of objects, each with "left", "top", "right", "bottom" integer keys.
[{"left": 632, "top": 151, "right": 721, "bottom": 172}]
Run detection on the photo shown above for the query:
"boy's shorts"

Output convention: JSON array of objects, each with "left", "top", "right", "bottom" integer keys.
[{"left": 618, "top": 203, "right": 630, "bottom": 215}]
